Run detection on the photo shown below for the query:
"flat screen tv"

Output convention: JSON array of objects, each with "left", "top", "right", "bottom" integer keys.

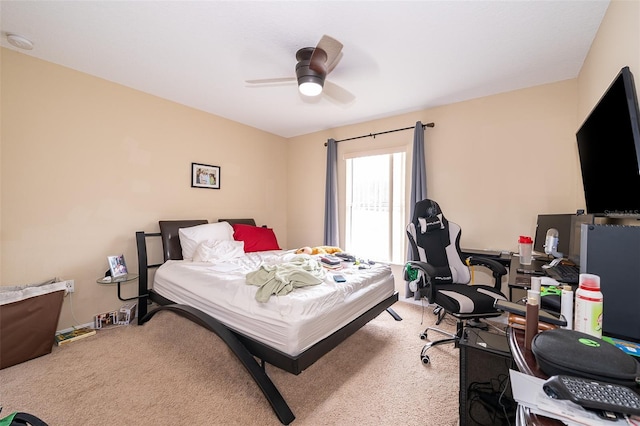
[{"left": 576, "top": 66, "right": 640, "bottom": 217}]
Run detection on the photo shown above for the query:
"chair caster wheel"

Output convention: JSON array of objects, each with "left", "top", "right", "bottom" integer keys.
[
  {"left": 419, "top": 333, "right": 427, "bottom": 340},
  {"left": 421, "top": 355, "right": 430, "bottom": 365}
]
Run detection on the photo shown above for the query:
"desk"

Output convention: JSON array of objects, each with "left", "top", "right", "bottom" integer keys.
[
  {"left": 507, "top": 258, "right": 574, "bottom": 314},
  {"left": 508, "top": 327, "right": 563, "bottom": 426},
  {"left": 461, "top": 248, "right": 512, "bottom": 268},
  {"left": 507, "top": 257, "right": 549, "bottom": 301}
]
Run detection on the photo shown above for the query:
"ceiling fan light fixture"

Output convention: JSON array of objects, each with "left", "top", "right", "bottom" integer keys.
[
  {"left": 299, "top": 81, "right": 323, "bottom": 97},
  {"left": 298, "top": 75, "right": 324, "bottom": 97}
]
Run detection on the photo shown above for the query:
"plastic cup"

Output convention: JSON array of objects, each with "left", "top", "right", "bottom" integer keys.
[{"left": 519, "top": 242, "right": 533, "bottom": 265}]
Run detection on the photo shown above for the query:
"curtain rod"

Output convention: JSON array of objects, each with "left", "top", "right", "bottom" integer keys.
[{"left": 325, "top": 122, "right": 435, "bottom": 145}]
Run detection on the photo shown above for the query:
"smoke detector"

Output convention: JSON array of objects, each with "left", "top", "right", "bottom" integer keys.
[{"left": 6, "top": 33, "right": 34, "bottom": 50}]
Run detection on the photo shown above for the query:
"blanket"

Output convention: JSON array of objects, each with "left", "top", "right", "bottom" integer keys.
[{"left": 246, "top": 255, "right": 326, "bottom": 302}]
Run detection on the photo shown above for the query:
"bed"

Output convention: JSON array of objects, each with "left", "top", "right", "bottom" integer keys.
[{"left": 135, "top": 219, "right": 400, "bottom": 425}]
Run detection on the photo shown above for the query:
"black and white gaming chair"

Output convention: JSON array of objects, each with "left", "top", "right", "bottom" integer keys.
[{"left": 404, "top": 199, "right": 508, "bottom": 364}]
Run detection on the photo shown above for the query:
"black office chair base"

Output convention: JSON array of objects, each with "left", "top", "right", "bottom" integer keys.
[
  {"left": 419, "top": 325, "right": 456, "bottom": 341},
  {"left": 419, "top": 315, "right": 497, "bottom": 365},
  {"left": 420, "top": 335, "right": 458, "bottom": 364},
  {"left": 419, "top": 320, "right": 465, "bottom": 365}
]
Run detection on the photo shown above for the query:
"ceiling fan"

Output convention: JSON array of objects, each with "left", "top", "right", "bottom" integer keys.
[{"left": 245, "top": 35, "right": 355, "bottom": 104}]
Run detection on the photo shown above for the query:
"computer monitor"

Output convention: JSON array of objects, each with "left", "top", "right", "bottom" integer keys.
[
  {"left": 534, "top": 214, "right": 572, "bottom": 256},
  {"left": 576, "top": 67, "right": 640, "bottom": 217}
]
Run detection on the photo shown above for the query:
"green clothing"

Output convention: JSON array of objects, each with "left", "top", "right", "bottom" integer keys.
[{"left": 246, "top": 255, "right": 326, "bottom": 302}]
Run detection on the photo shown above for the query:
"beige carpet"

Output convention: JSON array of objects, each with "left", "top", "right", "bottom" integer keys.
[{"left": 0, "top": 301, "right": 461, "bottom": 426}]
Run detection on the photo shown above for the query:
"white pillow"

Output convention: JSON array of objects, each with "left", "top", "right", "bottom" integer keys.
[
  {"left": 178, "top": 222, "right": 234, "bottom": 261},
  {"left": 192, "top": 240, "right": 245, "bottom": 263}
]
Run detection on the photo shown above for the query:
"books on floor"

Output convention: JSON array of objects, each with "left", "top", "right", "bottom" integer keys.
[{"left": 55, "top": 327, "right": 96, "bottom": 346}]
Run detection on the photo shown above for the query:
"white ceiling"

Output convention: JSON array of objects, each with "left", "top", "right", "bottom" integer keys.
[{"left": 0, "top": 1, "right": 610, "bottom": 138}]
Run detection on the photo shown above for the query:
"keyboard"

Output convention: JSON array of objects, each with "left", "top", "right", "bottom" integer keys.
[
  {"left": 543, "top": 375, "right": 640, "bottom": 416},
  {"left": 545, "top": 263, "right": 580, "bottom": 284}
]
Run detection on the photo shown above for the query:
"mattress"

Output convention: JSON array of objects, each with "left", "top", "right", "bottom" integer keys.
[{"left": 152, "top": 250, "right": 395, "bottom": 356}]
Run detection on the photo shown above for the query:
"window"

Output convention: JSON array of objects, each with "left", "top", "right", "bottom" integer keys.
[{"left": 345, "top": 151, "right": 406, "bottom": 263}]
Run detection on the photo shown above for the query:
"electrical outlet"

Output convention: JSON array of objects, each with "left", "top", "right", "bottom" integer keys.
[{"left": 64, "top": 279, "right": 75, "bottom": 293}]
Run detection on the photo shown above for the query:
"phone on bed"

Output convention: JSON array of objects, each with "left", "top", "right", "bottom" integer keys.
[
  {"left": 333, "top": 274, "right": 346, "bottom": 283},
  {"left": 494, "top": 299, "right": 567, "bottom": 326}
]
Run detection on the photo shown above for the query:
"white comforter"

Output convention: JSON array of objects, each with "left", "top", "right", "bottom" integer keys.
[{"left": 152, "top": 250, "right": 395, "bottom": 356}]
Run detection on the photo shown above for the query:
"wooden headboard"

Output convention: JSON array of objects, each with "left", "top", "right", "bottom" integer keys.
[
  {"left": 218, "top": 218, "right": 256, "bottom": 226},
  {"left": 158, "top": 220, "right": 207, "bottom": 262}
]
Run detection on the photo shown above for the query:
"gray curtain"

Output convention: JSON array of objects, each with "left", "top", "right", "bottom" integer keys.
[
  {"left": 406, "top": 121, "right": 427, "bottom": 298},
  {"left": 324, "top": 138, "right": 339, "bottom": 246}
]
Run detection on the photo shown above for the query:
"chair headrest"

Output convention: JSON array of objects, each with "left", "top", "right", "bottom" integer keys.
[
  {"left": 414, "top": 199, "right": 448, "bottom": 233},
  {"left": 418, "top": 214, "right": 445, "bottom": 233},
  {"left": 422, "top": 199, "right": 442, "bottom": 217}
]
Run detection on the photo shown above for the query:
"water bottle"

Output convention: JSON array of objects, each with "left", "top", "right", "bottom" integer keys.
[
  {"left": 574, "top": 273, "right": 603, "bottom": 338},
  {"left": 560, "top": 285, "right": 574, "bottom": 330}
]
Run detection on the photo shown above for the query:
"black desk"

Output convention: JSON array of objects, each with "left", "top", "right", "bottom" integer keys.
[
  {"left": 507, "top": 258, "right": 576, "bottom": 315},
  {"left": 507, "top": 257, "right": 549, "bottom": 302},
  {"left": 461, "top": 248, "right": 512, "bottom": 268}
]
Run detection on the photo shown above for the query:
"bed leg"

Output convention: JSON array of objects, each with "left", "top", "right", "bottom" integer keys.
[
  {"left": 386, "top": 307, "right": 402, "bottom": 321},
  {"left": 140, "top": 304, "right": 295, "bottom": 425}
]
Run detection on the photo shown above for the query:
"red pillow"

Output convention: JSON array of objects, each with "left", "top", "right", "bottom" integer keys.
[{"left": 232, "top": 223, "right": 280, "bottom": 252}]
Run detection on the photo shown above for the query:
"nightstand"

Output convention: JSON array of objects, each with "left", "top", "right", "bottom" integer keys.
[{"left": 97, "top": 274, "right": 145, "bottom": 301}]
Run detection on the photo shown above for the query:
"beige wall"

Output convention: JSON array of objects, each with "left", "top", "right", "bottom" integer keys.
[
  {"left": 578, "top": 0, "right": 640, "bottom": 122},
  {"left": 2, "top": 0, "right": 638, "bottom": 330},
  {"left": 1, "top": 49, "right": 288, "bottom": 329},
  {"left": 288, "top": 79, "right": 580, "bottom": 253},
  {"left": 288, "top": 81, "right": 580, "bottom": 295}
]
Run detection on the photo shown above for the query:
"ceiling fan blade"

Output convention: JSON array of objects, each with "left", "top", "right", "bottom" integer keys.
[
  {"left": 326, "top": 51, "right": 343, "bottom": 74},
  {"left": 310, "top": 35, "right": 343, "bottom": 75},
  {"left": 245, "top": 77, "right": 296, "bottom": 84},
  {"left": 316, "top": 35, "right": 343, "bottom": 68},
  {"left": 323, "top": 80, "right": 355, "bottom": 104}
]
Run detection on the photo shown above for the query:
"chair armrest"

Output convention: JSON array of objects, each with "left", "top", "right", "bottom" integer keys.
[
  {"left": 406, "top": 260, "right": 438, "bottom": 278},
  {"left": 405, "top": 260, "right": 439, "bottom": 303},
  {"left": 465, "top": 255, "right": 508, "bottom": 289}
]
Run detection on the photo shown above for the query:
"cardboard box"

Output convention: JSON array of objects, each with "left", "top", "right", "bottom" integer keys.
[{"left": 118, "top": 303, "right": 137, "bottom": 325}]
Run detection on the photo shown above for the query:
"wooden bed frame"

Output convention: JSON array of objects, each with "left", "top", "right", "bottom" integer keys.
[{"left": 135, "top": 219, "right": 400, "bottom": 425}]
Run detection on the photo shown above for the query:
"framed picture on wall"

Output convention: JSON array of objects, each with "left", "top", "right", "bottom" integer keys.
[
  {"left": 191, "top": 162, "right": 221, "bottom": 189},
  {"left": 107, "top": 254, "right": 128, "bottom": 278}
]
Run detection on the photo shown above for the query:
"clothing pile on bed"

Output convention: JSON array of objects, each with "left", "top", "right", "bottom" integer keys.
[{"left": 246, "top": 255, "right": 326, "bottom": 302}]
